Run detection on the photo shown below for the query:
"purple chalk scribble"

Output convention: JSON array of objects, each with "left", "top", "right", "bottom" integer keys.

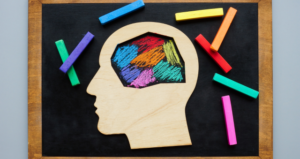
[{"left": 119, "top": 64, "right": 142, "bottom": 84}]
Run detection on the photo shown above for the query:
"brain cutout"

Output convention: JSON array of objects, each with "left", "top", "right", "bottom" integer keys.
[{"left": 111, "top": 33, "right": 185, "bottom": 88}]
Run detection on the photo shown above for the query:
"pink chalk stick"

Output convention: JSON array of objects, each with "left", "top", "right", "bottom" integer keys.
[{"left": 221, "top": 95, "right": 237, "bottom": 145}]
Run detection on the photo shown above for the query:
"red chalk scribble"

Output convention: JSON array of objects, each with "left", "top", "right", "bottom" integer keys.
[
  {"left": 132, "top": 35, "right": 165, "bottom": 53},
  {"left": 130, "top": 45, "right": 165, "bottom": 68}
]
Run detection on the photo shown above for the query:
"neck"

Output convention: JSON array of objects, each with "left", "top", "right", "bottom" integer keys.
[{"left": 125, "top": 110, "right": 192, "bottom": 149}]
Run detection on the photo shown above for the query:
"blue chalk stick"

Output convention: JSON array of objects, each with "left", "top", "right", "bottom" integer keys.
[
  {"left": 99, "top": 0, "right": 145, "bottom": 25},
  {"left": 59, "top": 32, "right": 94, "bottom": 73}
]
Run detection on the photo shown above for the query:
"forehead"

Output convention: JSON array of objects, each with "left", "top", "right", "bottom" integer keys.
[{"left": 116, "top": 33, "right": 173, "bottom": 47}]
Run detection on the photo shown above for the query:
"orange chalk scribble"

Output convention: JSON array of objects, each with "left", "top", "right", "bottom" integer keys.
[{"left": 130, "top": 46, "right": 165, "bottom": 68}]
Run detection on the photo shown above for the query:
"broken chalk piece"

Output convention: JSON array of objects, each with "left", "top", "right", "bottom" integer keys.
[
  {"left": 175, "top": 8, "right": 224, "bottom": 22},
  {"left": 59, "top": 32, "right": 94, "bottom": 73},
  {"left": 195, "top": 34, "right": 232, "bottom": 73},
  {"left": 99, "top": 0, "right": 145, "bottom": 25},
  {"left": 222, "top": 95, "right": 237, "bottom": 146},
  {"left": 213, "top": 73, "right": 259, "bottom": 99},
  {"left": 55, "top": 40, "right": 80, "bottom": 86},
  {"left": 211, "top": 7, "right": 237, "bottom": 52}
]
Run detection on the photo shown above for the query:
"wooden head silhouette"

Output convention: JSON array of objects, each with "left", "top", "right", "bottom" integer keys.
[{"left": 87, "top": 22, "right": 199, "bottom": 149}]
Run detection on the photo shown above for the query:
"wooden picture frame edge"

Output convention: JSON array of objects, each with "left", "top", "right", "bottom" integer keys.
[{"left": 28, "top": 0, "right": 272, "bottom": 158}]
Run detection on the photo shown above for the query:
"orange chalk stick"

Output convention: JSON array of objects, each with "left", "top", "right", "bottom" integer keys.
[{"left": 210, "top": 7, "right": 237, "bottom": 52}]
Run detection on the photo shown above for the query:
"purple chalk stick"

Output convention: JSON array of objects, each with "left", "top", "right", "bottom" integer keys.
[{"left": 59, "top": 32, "right": 94, "bottom": 73}]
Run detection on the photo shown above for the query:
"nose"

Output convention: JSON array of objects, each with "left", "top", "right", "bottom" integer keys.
[
  {"left": 86, "top": 70, "right": 100, "bottom": 95},
  {"left": 87, "top": 78, "right": 96, "bottom": 95}
]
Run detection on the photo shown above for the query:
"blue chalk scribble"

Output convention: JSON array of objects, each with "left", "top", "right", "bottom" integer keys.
[{"left": 112, "top": 45, "right": 139, "bottom": 69}]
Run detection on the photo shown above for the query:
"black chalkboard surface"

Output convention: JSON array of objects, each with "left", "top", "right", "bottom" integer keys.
[{"left": 42, "top": 3, "right": 258, "bottom": 157}]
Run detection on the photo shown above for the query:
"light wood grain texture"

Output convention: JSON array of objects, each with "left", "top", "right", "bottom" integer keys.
[
  {"left": 28, "top": 0, "right": 272, "bottom": 158},
  {"left": 42, "top": 0, "right": 260, "bottom": 3},
  {"left": 258, "top": 0, "right": 273, "bottom": 159},
  {"left": 28, "top": 0, "right": 42, "bottom": 159},
  {"left": 86, "top": 22, "right": 198, "bottom": 149},
  {"left": 42, "top": 157, "right": 259, "bottom": 159}
]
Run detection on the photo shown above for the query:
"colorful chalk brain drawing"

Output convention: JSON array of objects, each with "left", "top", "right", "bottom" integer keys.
[{"left": 111, "top": 33, "right": 185, "bottom": 88}]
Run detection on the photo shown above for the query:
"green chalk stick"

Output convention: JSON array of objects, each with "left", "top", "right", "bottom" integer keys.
[
  {"left": 213, "top": 73, "right": 259, "bottom": 99},
  {"left": 55, "top": 40, "right": 80, "bottom": 86}
]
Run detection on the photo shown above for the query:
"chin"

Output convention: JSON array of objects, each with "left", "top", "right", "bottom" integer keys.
[{"left": 97, "top": 121, "right": 113, "bottom": 135}]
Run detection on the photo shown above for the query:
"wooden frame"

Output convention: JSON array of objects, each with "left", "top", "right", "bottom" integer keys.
[{"left": 28, "top": 0, "right": 272, "bottom": 158}]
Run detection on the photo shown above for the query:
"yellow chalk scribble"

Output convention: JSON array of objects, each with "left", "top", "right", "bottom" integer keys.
[{"left": 163, "top": 40, "right": 183, "bottom": 67}]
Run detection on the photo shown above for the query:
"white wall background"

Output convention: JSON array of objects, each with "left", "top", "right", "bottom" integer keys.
[{"left": 0, "top": 0, "right": 299, "bottom": 158}]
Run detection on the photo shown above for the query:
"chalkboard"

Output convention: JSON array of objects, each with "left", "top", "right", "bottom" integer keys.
[{"left": 42, "top": 3, "right": 259, "bottom": 157}]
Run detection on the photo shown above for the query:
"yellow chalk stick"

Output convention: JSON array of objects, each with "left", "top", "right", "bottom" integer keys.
[{"left": 175, "top": 8, "right": 224, "bottom": 22}]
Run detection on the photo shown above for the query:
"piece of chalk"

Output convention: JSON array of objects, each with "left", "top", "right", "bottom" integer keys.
[
  {"left": 55, "top": 40, "right": 80, "bottom": 86},
  {"left": 213, "top": 73, "right": 259, "bottom": 99},
  {"left": 211, "top": 7, "right": 237, "bottom": 52},
  {"left": 221, "top": 95, "right": 237, "bottom": 146},
  {"left": 59, "top": 32, "right": 94, "bottom": 73},
  {"left": 195, "top": 34, "right": 232, "bottom": 73},
  {"left": 175, "top": 8, "right": 224, "bottom": 22},
  {"left": 99, "top": 0, "right": 145, "bottom": 25}
]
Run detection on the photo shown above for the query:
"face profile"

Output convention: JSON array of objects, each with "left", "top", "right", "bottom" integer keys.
[{"left": 87, "top": 22, "right": 199, "bottom": 149}]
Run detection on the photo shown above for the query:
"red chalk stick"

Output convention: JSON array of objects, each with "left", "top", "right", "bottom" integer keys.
[{"left": 195, "top": 34, "right": 232, "bottom": 73}]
